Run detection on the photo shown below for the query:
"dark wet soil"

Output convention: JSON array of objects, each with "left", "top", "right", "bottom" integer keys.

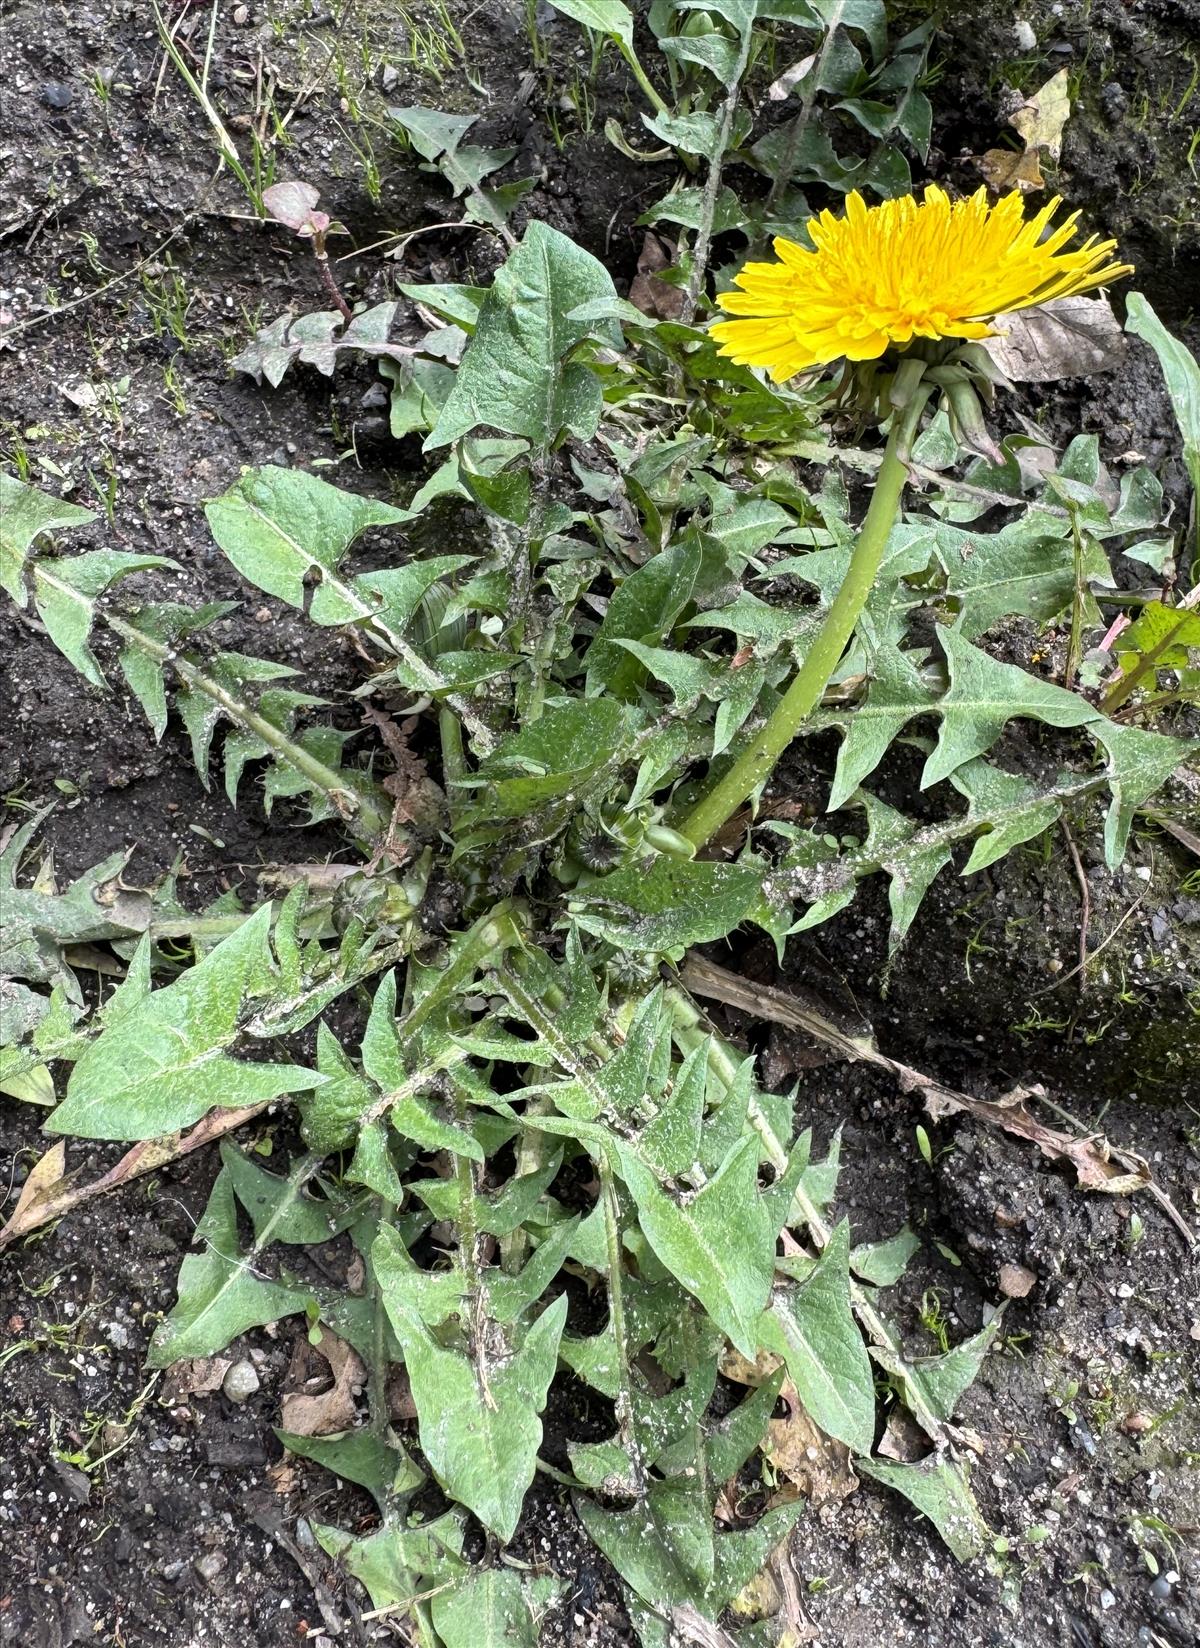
[{"left": 2, "top": 3, "right": 1198, "bottom": 1647}]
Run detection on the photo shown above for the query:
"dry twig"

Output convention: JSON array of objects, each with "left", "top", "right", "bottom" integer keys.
[
  {"left": 680, "top": 953, "right": 1194, "bottom": 1249},
  {"left": 0, "top": 1101, "right": 269, "bottom": 1249}
]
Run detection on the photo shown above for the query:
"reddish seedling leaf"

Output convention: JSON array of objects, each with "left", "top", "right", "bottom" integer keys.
[{"left": 262, "top": 181, "right": 331, "bottom": 239}]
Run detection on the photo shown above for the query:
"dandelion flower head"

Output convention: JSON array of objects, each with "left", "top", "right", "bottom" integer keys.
[{"left": 711, "top": 185, "right": 1133, "bottom": 383}]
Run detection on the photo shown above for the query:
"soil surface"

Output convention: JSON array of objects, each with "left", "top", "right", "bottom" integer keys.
[{"left": 2, "top": 4, "right": 1198, "bottom": 1648}]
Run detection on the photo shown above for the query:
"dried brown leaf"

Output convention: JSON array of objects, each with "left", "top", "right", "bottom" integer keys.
[
  {"left": 1, "top": 1142, "right": 70, "bottom": 1243},
  {"left": 975, "top": 146, "right": 1044, "bottom": 193},
  {"left": 267, "top": 1457, "right": 302, "bottom": 1495},
  {"left": 717, "top": 1345, "right": 782, "bottom": 1386},
  {"left": 726, "top": 1532, "right": 818, "bottom": 1644},
  {"left": 717, "top": 1350, "right": 857, "bottom": 1506},
  {"left": 387, "top": 1365, "right": 419, "bottom": 1422},
  {"left": 1012, "top": 69, "right": 1072, "bottom": 160},
  {"left": 921, "top": 1083, "right": 1150, "bottom": 1194},
  {"left": 983, "top": 295, "right": 1126, "bottom": 382},
  {"left": 973, "top": 70, "right": 1071, "bottom": 193},
  {"left": 0, "top": 1105, "right": 266, "bottom": 1251},
  {"left": 163, "top": 1355, "right": 234, "bottom": 1402},
  {"left": 766, "top": 1384, "right": 858, "bottom": 1507},
  {"left": 877, "top": 1405, "right": 930, "bottom": 1463},
  {"left": 728, "top": 1568, "right": 782, "bottom": 1625},
  {"left": 680, "top": 956, "right": 1170, "bottom": 1212},
  {"left": 281, "top": 1326, "right": 365, "bottom": 1437},
  {"left": 629, "top": 232, "right": 686, "bottom": 322}
]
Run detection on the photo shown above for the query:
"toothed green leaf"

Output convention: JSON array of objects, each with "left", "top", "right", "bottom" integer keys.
[
  {"left": 382, "top": 1291, "right": 568, "bottom": 1542},
  {"left": 617, "top": 1134, "right": 804, "bottom": 1359},
  {"left": 431, "top": 1568, "right": 565, "bottom": 1648},
  {"left": 205, "top": 465, "right": 410, "bottom": 620},
  {"left": 146, "top": 1168, "right": 311, "bottom": 1365},
  {"left": 51, "top": 906, "right": 320, "bottom": 1140},
  {"left": 275, "top": 1428, "right": 424, "bottom": 1512},
  {"left": 922, "top": 625, "right": 1098, "bottom": 789},
  {"left": 759, "top": 1221, "right": 876, "bottom": 1455},
  {"left": 857, "top": 1457, "right": 990, "bottom": 1562},
  {"left": 30, "top": 551, "right": 174, "bottom": 689},
  {"left": 313, "top": 1513, "right": 466, "bottom": 1610},
  {"left": 935, "top": 511, "right": 1110, "bottom": 639},
  {"left": 1126, "top": 294, "right": 1200, "bottom": 500},
  {"left": 572, "top": 857, "right": 764, "bottom": 952},
  {"left": 0, "top": 473, "right": 96, "bottom": 605},
  {"left": 427, "top": 221, "right": 621, "bottom": 452}
]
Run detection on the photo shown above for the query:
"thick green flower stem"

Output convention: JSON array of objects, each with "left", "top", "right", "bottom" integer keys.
[{"left": 677, "top": 376, "right": 933, "bottom": 851}]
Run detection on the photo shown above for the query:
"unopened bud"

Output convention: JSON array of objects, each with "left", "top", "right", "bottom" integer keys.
[
  {"left": 643, "top": 824, "right": 697, "bottom": 860},
  {"left": 941, "top": 378, "right": 1004, "bottom": 465}
]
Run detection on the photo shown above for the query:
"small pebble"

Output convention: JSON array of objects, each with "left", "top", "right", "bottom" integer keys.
[
  {"left": 222, "top": 1359, "right": 260, "bottom": 1404},
  {"left": 1069, "top": 1421, "right": 1097, "bottom": 1458},
  {"left": 194, "top": 1551, "right": 227, "bottom": 1583},
  {"left": 1013, "top": 20, "right": 1036, "bottom": 51},
  {"left": 998, "top": 1262, "right": 1037, "bottom": 1299},
  {"left": 42, "top": 82, "right": 74, "bottom": 109},
  {"left": 1099, "top": 1589, "right": 1116, "bottom": 1611},
  {"left": 1149, "top": 1577, "right": 1172, "bottom": 1601},
  {"left": 233, "top": 3, "right": 249, "bottom": 21}
]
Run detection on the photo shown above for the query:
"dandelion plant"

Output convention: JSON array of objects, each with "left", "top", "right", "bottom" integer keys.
[
  {"left": 680, "top": 187, "right": 1136, "bottom": 848},
  {"left": 5, "top": 9, "right": 1198, "bottom": 1645}
]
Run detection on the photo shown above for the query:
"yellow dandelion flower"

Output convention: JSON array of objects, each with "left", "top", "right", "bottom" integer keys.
[{"left": 711, "top": 185, "right": 1133, "bottom": 383}]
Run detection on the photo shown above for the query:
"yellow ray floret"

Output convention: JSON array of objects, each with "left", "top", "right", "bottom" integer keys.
[{"left": 711, "top": 185, "right": 1133, "bottom": 384}]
